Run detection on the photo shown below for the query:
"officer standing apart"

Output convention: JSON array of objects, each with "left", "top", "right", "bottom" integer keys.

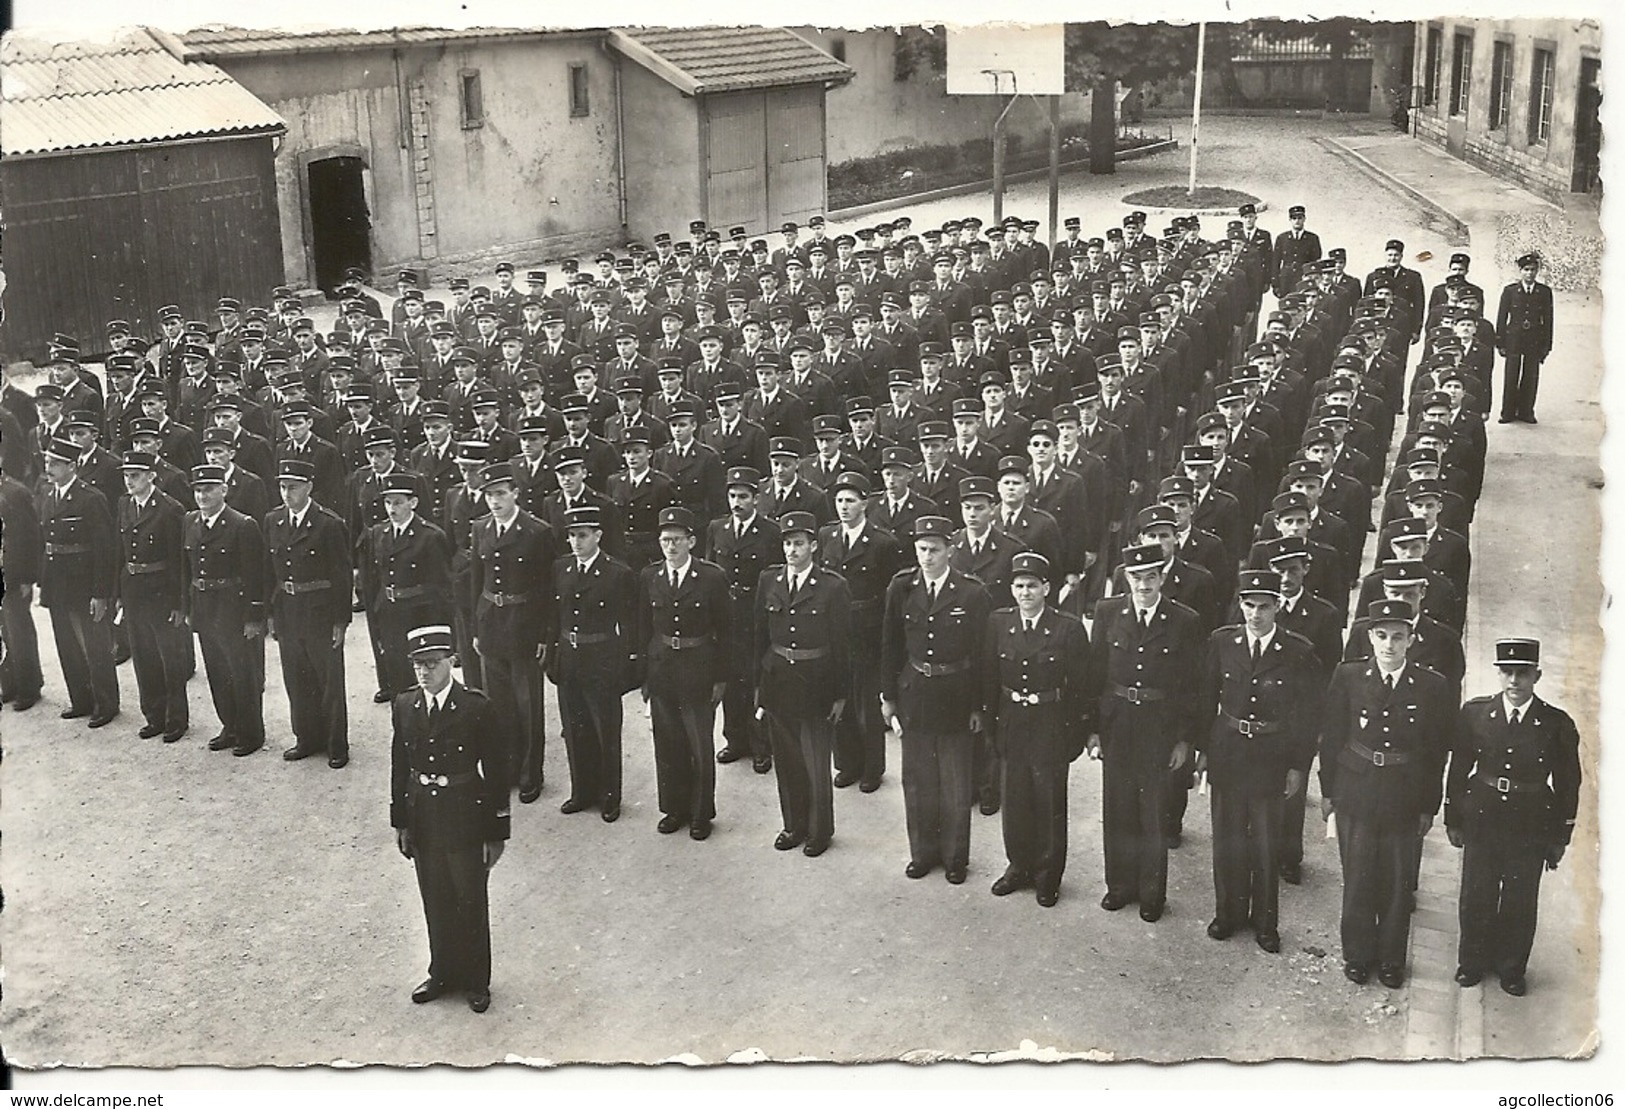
[
  {"left": 636, "top": 507, "right": 732, "bottom": 840},
  {"left": 982, "top": 552, "right": 1093, "bottom": 908},
  {"left": 1197, "top": 570, "right": 1320, "bottom": 953},
  {"left": 1495, "top": 252, "right": 1553, "bottom": 425},
  {"left": 37, "top": 436, "right": 120, "bottom": 727},
  {"left": 880, "top": 515, "right": 992, "bottom": 885},
  {"left": 391, "top": 624, "right": 507, "bottom": 1014},
  {"left": 1445, "top": 638, "right": 1581, "bottom": 997},
  {"left": 116, "top": 450, "right": 190, "bottom": 743},
  {"left": 1319, "top": 599, "right": 1453, "bottom": 989},
  {"left": 755, "top": 511, "right": 852, "bottom": 857},
  {"left": 1087, "top": 542, "right": 1202, "bottom": 922},
  {"left": 266, "top": 458, "right": 353, "bottom": 768},
  {"left": 549, "top": 505, "right": 636, "bottom": 822}
]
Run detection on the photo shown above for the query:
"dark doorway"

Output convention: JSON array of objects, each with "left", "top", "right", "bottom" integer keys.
[
  {"left": 308, "top": 156, "right": 371, "bottom": 293},
  {"left": 1573, "top": 56, "right": 1601, "bottom": 194}
]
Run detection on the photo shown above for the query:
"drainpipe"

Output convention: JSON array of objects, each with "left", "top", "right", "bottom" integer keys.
[{"left": 604, "top": 39, "right": 629, "bottom": 232}]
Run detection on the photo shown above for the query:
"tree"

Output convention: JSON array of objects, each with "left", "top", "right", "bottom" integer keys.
[{"left": 1065, "top": 22, "right": 1199, "bottom": 174}]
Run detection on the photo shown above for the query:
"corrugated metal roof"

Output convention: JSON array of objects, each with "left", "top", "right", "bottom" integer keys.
[
  {"left": 0, "top": 28, "right": 283, "bottom": 157},
  {"left": 182, "top": 25, "right": 602, "bottom": 58},
  {"left": 609, "top": 26, "right": 852, "bottom": 96}
]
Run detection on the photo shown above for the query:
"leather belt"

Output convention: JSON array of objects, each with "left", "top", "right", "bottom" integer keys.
[
  {"left": 481, "top": 591, "right": 531, "bottom": 607},
  {"left": 774, "top": 645, "right": 829, "bottom": 662},
  {"left": 1107, "top": 682, "right": 1166, "bottom": 704},
  {"left": 125, "top": 560, "right": 170, "bottom": 575},
  {"left": 384, "top": 584, "right": 429, "bottom": 602},
  {"left": 658, "top": 634, "right": 712, "bottom": 650},
  {"left": 46, "top": 543, "right": 92, "bottom": 555},
  {"left": 192, "top": 577, "right": 240, "bottom": 591},
  {"left": 1221, "top": 713, "right": 1281, "bottom": 736},
  {"left": 564, "top": 630, "right": 614, "bottom": 647},
  {"left": 1004, "top": 687, "right": 1063, "bottom": 705},
  {"left": 911, "top": 658, "right": 971, "bottom": 677},
  {"left": 1346, "top": 740, "right": 1415, "bottom": 767},
  {"left": 279, "top": 579, "right": 332, "bottom": 594},
  {"left": 414, "top": 770, "right": 481, "bottom": 788},
  {"left": 1479, "top": 771, "right": 1545, "bottom": 795}
]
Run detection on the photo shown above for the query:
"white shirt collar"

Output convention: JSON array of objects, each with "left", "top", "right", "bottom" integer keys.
[{"left": 1502, "top": 693, "right": 1534, "bottom": 722}]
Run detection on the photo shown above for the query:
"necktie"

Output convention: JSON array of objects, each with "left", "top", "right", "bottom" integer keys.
[
  {"left": 1140, "top": 609, "right": 1150, "bottom": 630},
  {"left": 1509, "top": 707, "right": 1521, "bottom": 726},
  {"left": 1251, "top": 638, "right": 1262, "bottom": 664},
  {"left": 670, "top": 569, "right": 680, "bottom": 591},
  {"left": 1384, "top": 673, "right": 1396, "bottom": 691},
  {"left": 926, "top": 579, "right": 937, "bottom": 603},
  {"left": 842, "top": 532, "right": 853, "bottom": 556},
  {"left": 579, "top": 560, "right": 590, "bottom": 574}
]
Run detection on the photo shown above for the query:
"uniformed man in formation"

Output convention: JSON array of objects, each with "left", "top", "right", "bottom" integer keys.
[{"left": 12, "top": 198, "right": 1571, "bottom": 999}]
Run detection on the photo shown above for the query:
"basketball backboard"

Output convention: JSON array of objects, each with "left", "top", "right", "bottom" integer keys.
[{"left": 944, "top": 23, "right": 1066, "bottom": 96}]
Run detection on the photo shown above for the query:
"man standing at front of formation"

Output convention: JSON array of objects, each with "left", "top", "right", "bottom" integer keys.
[
  {"left": 880, "top": 515, "right": 992, "bottom": 885},
  {"left": 1445, "top": 638, "right": 1581, "bottom": 997},
  {"left": 1087, "top": 543, "right": 1202, "bottom": 922},
  {"left": 37, "top": 436, "right": 119, "bottom": 727},
  {"left": 1495, "top": 252, "right": 1553, "bottom": 424},
  {"left": 184, "top": 464, "right": 267, "bottom": 757},
  {"left": 1319, "top": 600, "right": 1452, "bottom": 989},
  {"left": 755, "top": 511, "right": 851, "bottom": 857},
  {"left": 391, "top": 624, "right": 507, "bottom": 1015},
  {"left": 1198, "top": 570, "right": 1320, "bottom": 953},
  {"left": 265, "top": 459, "right": 353, "bottom": 769},
  {"left": 982, "top": 552, "right": 1093, "bottom": 908}
]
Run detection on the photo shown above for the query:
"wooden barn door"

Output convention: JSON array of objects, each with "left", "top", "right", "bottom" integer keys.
[
  {"left": 705, "top": 92, "right": 768, "bottom": 234},
  {"left": 765, "top": 84, "right": 826, "bottom": 228}
]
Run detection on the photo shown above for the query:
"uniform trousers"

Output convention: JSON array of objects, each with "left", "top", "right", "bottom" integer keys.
[
  {"left": 451, "top": 603, "right": 483, "bottom": 691},
  {"left": 372, "top": 599, "right": 441, "bottom": 696},
  {"left": 1279, "top": 787, "right": 1309, "bottom": 870},
  {"left": 1102, "top": 756, "right": 1171, "bottom": 908},
  {"left": 1210, "top": 785, "right": 1283, "bottom": 932},
  {"left": 1334, "top": 811, "right": 1415, "bottom": 968},
  {"left": 482, "top": 652, "right": 546, "bottom": 792},
  {"left": 1163, "top": 766, "right": 1196, "bottom": 838},
  {"left": 50, "top": 603, "right": 119, "bottom": 717},
  {"left": 834, "top": 633, "right": 885, "bottom": 784},
  {"left": 0, "top": 586, "right": 44, "bottom": 701},
  {"left": 649, "top": 694, "right": 718, "bottom": 822},
  {"left": 560, "top": 675, "right": 623, "bottom": 807},
  {"left": 768, "top": 711, "right": 835, "bottom": 845},
  {"left": 198, "top": 627, "right": 264, "bottom": 748},
  {"left": 1458, "top": 829, "right": 1548, "bottom": 979},
  {"left": 900, "top": 729, "right": 974, "bottom": 871},
  {"left": 720, "top": 679, "right": 768, "bottom": 762},
  {"left": 1501, "top": 351, "right": 1543, "bottom": 421},
  {"left": 278, "top": 627, "right": 348, "bottom": 758},
  {"left": 1000, "top": 759, "right": 1069, "bottom": 893},
  {"left": 125, "top": 601, "right": 189, "bottom": 735},
  {"left": 413, "top": 843, "right": 492, "bottom": 991}
]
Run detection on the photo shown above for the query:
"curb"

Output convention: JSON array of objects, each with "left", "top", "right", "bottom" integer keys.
[
  {"left": 828, "top": 140, "right": 1180, "bottom": 222},
  {"left": 1312, "top": 136, "right": 1472, "bottom": 247},
  {"left": 1121, "top": 200, "right": 1271, "bottom": 219}
]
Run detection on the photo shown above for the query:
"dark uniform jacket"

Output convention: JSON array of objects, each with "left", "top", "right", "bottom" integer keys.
[
  {"left": 758, "top": 477, "right": 831, "bottom": 525},
  {"left": 1343, "top": 614, "right": 1465, "bottom": 702},
  {"left": 361, "top": 513, "right": 453, "bottom": 614},
  {"left": 754, "top": 563, "right": 853, "bottom": 718},
  {"left": 652, "top": 441, "right": 727, "bottom": 523},
  {"left": 981, "top": 605, "right": 1094, "bottom": 765},
  {"left": 183, "top": 506, "right": 267, "bottom": 635},
  {"left": 1089, "top": 595, "right": 1203, "bottom": 776},
  {"left": 1199, "top": 626, "right": 1321, "bottom": 790},
  {"left": 37, "top": 478, "right": 117, "bottom": 607},
  {"left": 880, "top": 567, "right": 992, "bottom": 734},
  {"left": 550, "top": 552, "right": 637, "bottom": 691},
  {"left": 1445, "top": 694, "right": 1581, "bottom": 846},
  {"left": 0, "top": 474, "right": 43, "bottom": 585},
  {"left": 816, "top": 520, "right": 904, "bottom": 644},
  {"left": 635, "top": 558, "right": 732, "bottom": 699},
  {"left": 949, "top": 527, "right": 1025, "bottom": 601},
  {"left": 390, "top": 681, "right": 509, "bottom": 850},
  {"left": 1495, "top": 280, "right": 1554, "bottom": 357},
  {"left": 264, "top": 502, "right": 353, "bottom": 637},
  {"left": 870, "top": 490, "right": 938, "bottom": 540},
  {"left": 117, "top": 490, "right": 188, "bottom": 615},
  {"left": 469, "top": 510, "right": 555, "bottom": 658},
  {"left": 1318, "top": 661, "right": 1452, "bottom": 829}
]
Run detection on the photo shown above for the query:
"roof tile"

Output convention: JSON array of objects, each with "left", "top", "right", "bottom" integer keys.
[{"left": 610, "top": 26, "right": 851, "bottom": 95}]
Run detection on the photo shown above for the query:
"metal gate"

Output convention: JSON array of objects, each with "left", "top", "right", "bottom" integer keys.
[{"left": 704, "top": 85, "right": 827, "bottom": 235}]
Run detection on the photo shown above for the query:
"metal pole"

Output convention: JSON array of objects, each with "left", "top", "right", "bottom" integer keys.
[
  {"left": 992, "top": 89, "right": 1019, "bottom": 226},
  {"left": 1189, "top": 22, "right": 1206, "bottom": 197},
  {"left": 1048, "top": 95, "right": 1061, "bottom": 250}
]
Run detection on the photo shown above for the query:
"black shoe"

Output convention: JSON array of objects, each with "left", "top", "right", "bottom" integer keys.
[
  {"left": 88, "top": 712, "right": 119, "bottom": 729},
  {"left": 1100, "top": 892, "right": 1130, "bottom": 912},
  {"left": 859, "top": 777, "right": 882, "bottom": 793},
  {"left": 411, "top": 978, "right": 444, "bottom": 1003},
  {"left": 752, "top": 755, "right": 773, "bottom": 774},
  {"left": 1377, "top": 964, "right": 1405, "bottom": 989},
  {"left": 139, "top": 723, "right": 164, "bottom": 739},
  {"left": 1256, "top": 931, "right": 1282, "bottom": 954},
  {"left": 161, "top": 729, "right": 186, "bottom": 744},
  {"left": 657, "top": 814, "right": 685, "bottom": 834},
  {"left": 1523, "top": 414, "right": 1538, "bottom": 425},
  {"left": 328, "top": 754, "right": 349, "bottom": 769},
  {"left": 1454, "top": 967, "right": 1484, "bottom": 987},
  {"left": 1498, "top": 415, "right": 1515, "bottom": 424},
  {"left": 1035, "top": 888, "right": 1059, "bottom": 908},
  {"left": 802, "top": 838, "right": 830, "bottom": 858},
  {"left": 945, "top": 867, "right": 966, "bottom": 885},
  {"left": 468, "top": 989, "right": 491, "bottom": 1013},
  {"left": 990, "top": 869, "right": 1032, "bottom": 897},
  {"left": 60, "top": 707, "right": 89, "bottom": 720},
  {"left": 978, "top": 793, "right": 1000, "bottom": 816},
  {"left": 601, "top": 800, "right": 620, "bottom": 823},
  {"left": 560, "top": 797, "right": 590, "bottom": 814},
  {"left": 1207, "top": 918, "right": 1235, "bottom": 941},
  {"left": 1139, "top": 903, "right": 1164, "bottom": 923},
  {"left": 232, "top": 741, "right": 263, "bottom": 757},
  {"left": 905, "top": 860, "right": 933, "bottom": 880},
  {"left": 207, "top": 733, "right": 235, "bottom": 751},
  {"left": 1279, "top": 863, "right": 1302, "bottom": 886},
  {"left": 519, "top": 784, "right": 542, "bottom": 804},
  {"left": 716, "top": 746, "right": 746, "bottom": 764},
  {"left": 1344, "top": 962, "right": 1370, "bottom": 984},
  {"left": 1165, "top": 830, "right": 1183, "bottom": 849},
  {"left": 689, "top": 818, "right": 712, "bottom": 841},
  {"left": 11, "top": 694, "right": 39, "bottom": 711},
  {"left": 834, "top": 770, "right": 860, "bottom": 789},
  {"left": 0, "top": 690, "right": 11, "bottom": 704},
  {"left": 775, "top": 830, "right": 805, "bottom": 851},
  {"left": 283, "top": 745, "right": 318, "bottom": 761},
  {"left": 373, "top": 689, "right": 392, "bottom": 704},
  {"left": 1500, "top": 974, "right": 1527, "bottom": 997},
  {"left": 352, "top": 599, "right": 367, "bottom": 614}
]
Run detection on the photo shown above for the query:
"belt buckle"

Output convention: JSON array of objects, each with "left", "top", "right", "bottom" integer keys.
[
  {"left": 1124, "top": 687, "right": 1142, "bottom": 704},
  {"left": 1494, "top": 776, "right": 1511, "bottom": 793},
  {"left": 567, "top": 630, "right": 578, "bottom": 648},
  {"left": 667, "top": 635, "right": 682, "bottom": 649},
  {"left": 384, "top": 586, "right": 397, "bottom": 602},
  {"left": 1370, "top": 750, "right": 1387, "bottom": 767},
  {"left": 491, "top": 592, "right": 506, "bottom": 607},
  {"left": 1014, "top": 691, "right": 1037, "bottom": 705},
  {"left": 282, "top": 581, "right": 297, "bottom": 594},
  {"left": 1236, "top": 719, "right": 1254, "bottom": 736}
]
